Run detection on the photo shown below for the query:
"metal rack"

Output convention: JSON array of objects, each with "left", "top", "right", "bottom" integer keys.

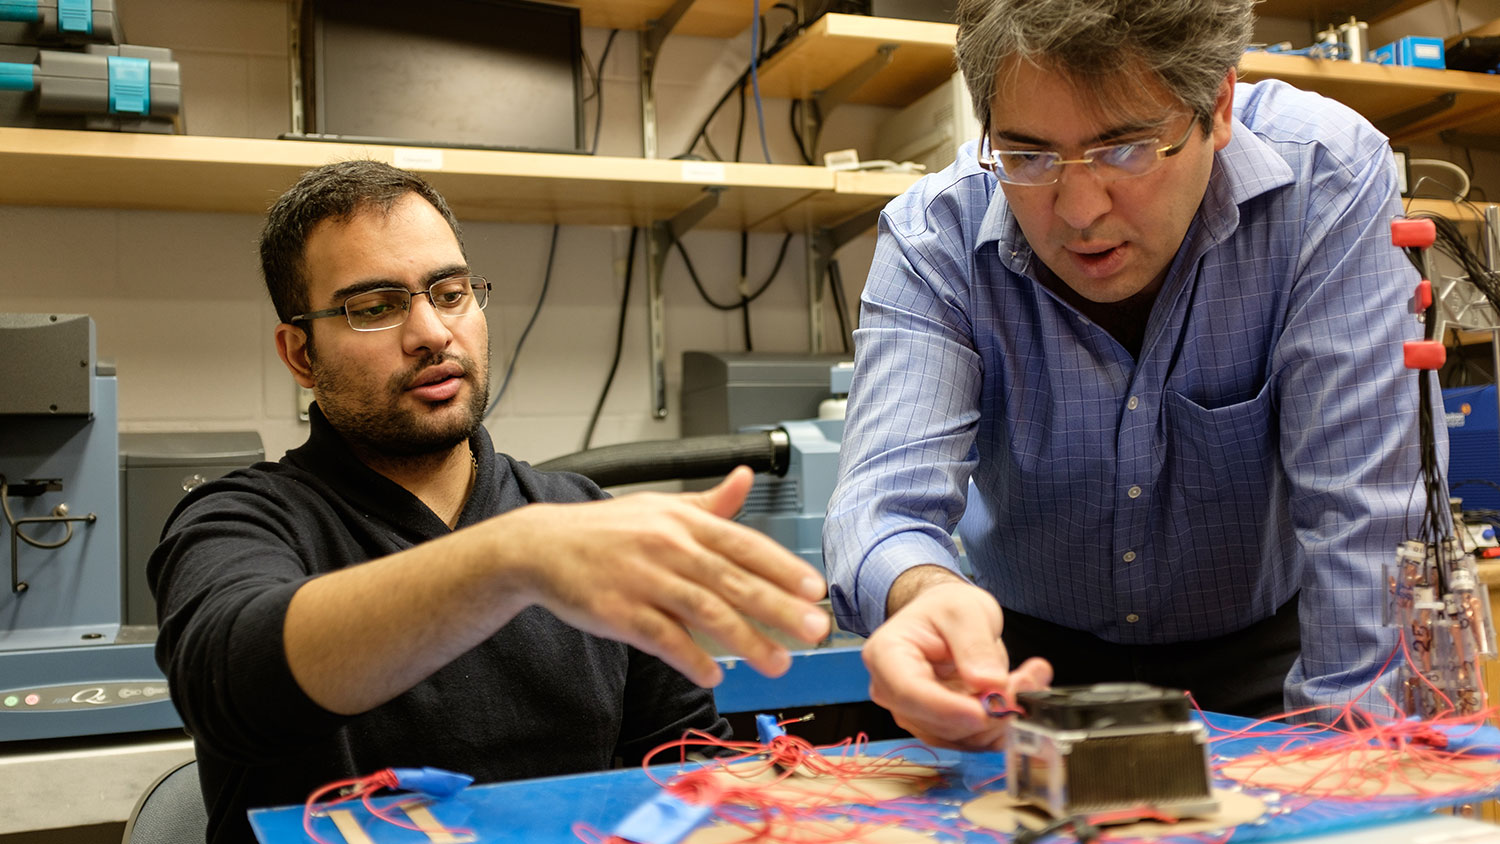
[{"left": 1432, "top": 206, "right": 1500, "bottom": 409}]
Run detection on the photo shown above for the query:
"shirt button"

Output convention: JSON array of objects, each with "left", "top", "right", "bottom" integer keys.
[
  {"left": 1127, "top": 485, "right": 1142, "bottom": 499},
  {"left": 1126, "top": 613, "right": 1140, "bottom": 623},
  {"left": 1127, "top": 396, "right": 1139, "bottom": 410},
  {"left": 1123, "top": 550, "right": 1137, "bottom": 563}
]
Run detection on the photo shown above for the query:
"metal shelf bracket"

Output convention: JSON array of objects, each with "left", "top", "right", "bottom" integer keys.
[
  {"left": 639, "top": 0, "right": 696, "bottom": 160},
  {"left": 814, "top": 44, "right": 899, "bottom": 118},
  {"left": 645, "top": 188, "right": 725, "bottom": 418},
  {"left": 636, "top": 0, "right": 709, "bottom": 422},
  {"left": 807, "top": 207, "right": 882, "bottom": 352}
]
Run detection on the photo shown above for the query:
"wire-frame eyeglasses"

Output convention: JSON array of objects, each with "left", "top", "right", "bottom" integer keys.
[
  {"left": 289, "top": 276, "right": 491, "bottom": 332},
  {"left": 977, "top": 116, "right": 1198, "bottom": 186}
]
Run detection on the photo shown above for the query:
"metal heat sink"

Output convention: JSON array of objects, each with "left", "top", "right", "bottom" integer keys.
[{"left": 1007, "top": 682, "right": 1219, "bottom": 820}]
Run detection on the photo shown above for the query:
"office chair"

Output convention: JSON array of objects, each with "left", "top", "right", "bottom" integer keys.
[{"left": 121, "top": 759, "right": 206, "bottom": 844}]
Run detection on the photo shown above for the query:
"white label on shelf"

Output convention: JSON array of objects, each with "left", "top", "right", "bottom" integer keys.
[
  {"left": 393, "top": 148, "right": 445, "bottom": 171},
  {"left": 681, "top": 161, "right": 726, "bottom": 183}
]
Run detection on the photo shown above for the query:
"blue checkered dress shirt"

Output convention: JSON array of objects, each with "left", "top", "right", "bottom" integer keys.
[{"left": 824, "top": 80, "right": 1439, "bottom": 714}]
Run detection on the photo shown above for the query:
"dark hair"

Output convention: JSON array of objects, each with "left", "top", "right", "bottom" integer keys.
[
  {"left": 259, "top": 160, "right": 465, "bottom": 323},
  {"left": 955, "top": 0, "right": 1254, "bottom": 131}
]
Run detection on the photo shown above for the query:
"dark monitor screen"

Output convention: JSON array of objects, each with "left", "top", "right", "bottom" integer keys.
[{"left": 300, "top": 0, "right": 585, "bottom": 153}]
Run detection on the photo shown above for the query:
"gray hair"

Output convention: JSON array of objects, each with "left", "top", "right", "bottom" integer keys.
[
  {"left": 955, "top": 0, "right": 1255, "bottom": 131},
  {"left": 260, "top": 160, "right": 465, "bottom": 325}
]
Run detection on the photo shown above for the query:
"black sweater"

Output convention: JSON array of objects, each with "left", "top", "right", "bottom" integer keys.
[{"left": 149, "top": 406, "right": 728, "bottom": 844}]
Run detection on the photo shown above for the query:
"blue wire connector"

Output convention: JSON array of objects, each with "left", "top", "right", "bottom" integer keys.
[
  {"left": 611, "top": 789, "right": 716, "bottom": 844},
  {"left": 754, "top": 713, "right": 787, "bottom": 744},
  {"left": 0, "top": 62, "right": 35, "bottom": 92},
  {"left": 389, "top": 767, "right": 474, "bottom": 798},
  {"left": 0, "top": 0, "right": 40, "bottom": 23}
]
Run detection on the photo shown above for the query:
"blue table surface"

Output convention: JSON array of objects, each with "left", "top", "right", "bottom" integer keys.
[{"left": 250, "top": 711, "right": 1500, "bottom": 844}]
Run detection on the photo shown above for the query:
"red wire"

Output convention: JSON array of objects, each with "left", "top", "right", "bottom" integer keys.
[
  {"left": 1204, "top": 632, "right": 1500, "bottom": 802},
  {"left": 586, "top": 625, "right": 1498, "bottom": 844},
  {"left": 302, "top": 769, "right": 475, "bottom": 844},
  {"left": 607, "top": 725, "right": 948, "bottom": 844},
  {"left": 303, "top": 776, "right": 376, "bottom": 844}
]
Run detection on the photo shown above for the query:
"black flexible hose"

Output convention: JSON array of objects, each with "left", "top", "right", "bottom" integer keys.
[{"left": 534, "top": 431, "right": 789, "bottom": 488}]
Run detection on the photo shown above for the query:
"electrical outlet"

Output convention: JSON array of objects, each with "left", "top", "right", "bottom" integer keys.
[{"left": 1391, "top": 146, "right": 1411, "bottom": 196}]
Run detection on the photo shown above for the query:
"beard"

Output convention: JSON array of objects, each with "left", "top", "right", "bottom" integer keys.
[{"left": 310, "top": 344, "right": 490, "bottom": 458}]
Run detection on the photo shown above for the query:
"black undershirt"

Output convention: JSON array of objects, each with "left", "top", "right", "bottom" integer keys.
[{"left": 1037, "top": 264, "right": 1161, "bottom": 359}]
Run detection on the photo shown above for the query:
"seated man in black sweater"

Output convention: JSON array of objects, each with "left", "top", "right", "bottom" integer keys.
[{"left": 149, "top": 160, "right": 831, "bottom": 844}]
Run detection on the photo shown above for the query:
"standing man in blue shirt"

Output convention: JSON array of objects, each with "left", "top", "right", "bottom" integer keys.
[{"left": 824, "top": 0, "right": 1432, "bottom": 749}]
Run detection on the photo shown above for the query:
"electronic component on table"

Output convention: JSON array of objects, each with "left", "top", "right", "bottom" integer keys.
[
  {"left": 1337, "top": 16, "right": 1368, "bottom": 63},
  {"left": 0, "top": 0, "right": 119, "bottom": 45},
  {"left": 1250, "top": 17, "right": 1371, "bottom": 62},
  {"left": 1006, "top": 683, "right": 1218, "bottom": 821},
  {"left": 1371, "top": 37, "right": 1445, "bottom": 69},
  {"left": 1447, "top": 36, "right": 1500, "bottom": 74},
  {"left": 1388, "top": 217, "right": 1500, "bottom": 719},
  {"left": 1388, "top": 537, "right": 1497, "bottom": 715},
  {"left": 0, "top": 43, "right": 178, "bottom": 133},
  {"left": 1251, "top": 39, "right": 1348, "bottom": 61}
]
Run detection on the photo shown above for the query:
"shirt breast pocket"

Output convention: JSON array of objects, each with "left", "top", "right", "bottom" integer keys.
[{"left": 1161, "top": 382, "right": 1277, "bottom": 504}]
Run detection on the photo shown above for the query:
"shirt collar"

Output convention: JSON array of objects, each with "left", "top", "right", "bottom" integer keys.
[
  {"left": 291, "top": 401, "right": 497, "bottom": 534},
  {"left": 979, "top": 117, "right": 1296, "bottom": 273}
]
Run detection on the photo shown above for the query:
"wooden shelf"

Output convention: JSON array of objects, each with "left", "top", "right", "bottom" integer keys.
[
  {"left": 0, "top": 10, "right": 963, "bottom": 235},
  {"left": 1404, "top": 198, "right": 1493, "bottom": 224},
  {"left": 750, "top": 16, "right": 1500, "bottom": 147},
  {"left": 388, "top": 0, "right": 758, "bottom": 38},
  {"left": 275, "top": 0, "right": 755, "bottom": 37},
  {"left": 8, "top": 121, "right": 1468, "bottom": 235},
  {"left": 1452, "top": 329, "right": 1499, "bottom": 346},
  {"left": 11, "top": 10, "right": 1491, "bottom": 237},
  {"left": 754, "top": 169, "right": 919, "bottom": 230},
  {"left": 756, "top": 14, "right": 957, "bottom": 107},
  {"left": 0, "top": 128, "right": 860, "bottom": 232},
  {"left": 1237, "top": 52, "right": 1500, "bottom": 142},
  {"left": 562, "top": 0, "right": 1428, "bottom": 41},
  {"left": 1254, "top": 0, "right": 1430, "bottom": 24}
]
